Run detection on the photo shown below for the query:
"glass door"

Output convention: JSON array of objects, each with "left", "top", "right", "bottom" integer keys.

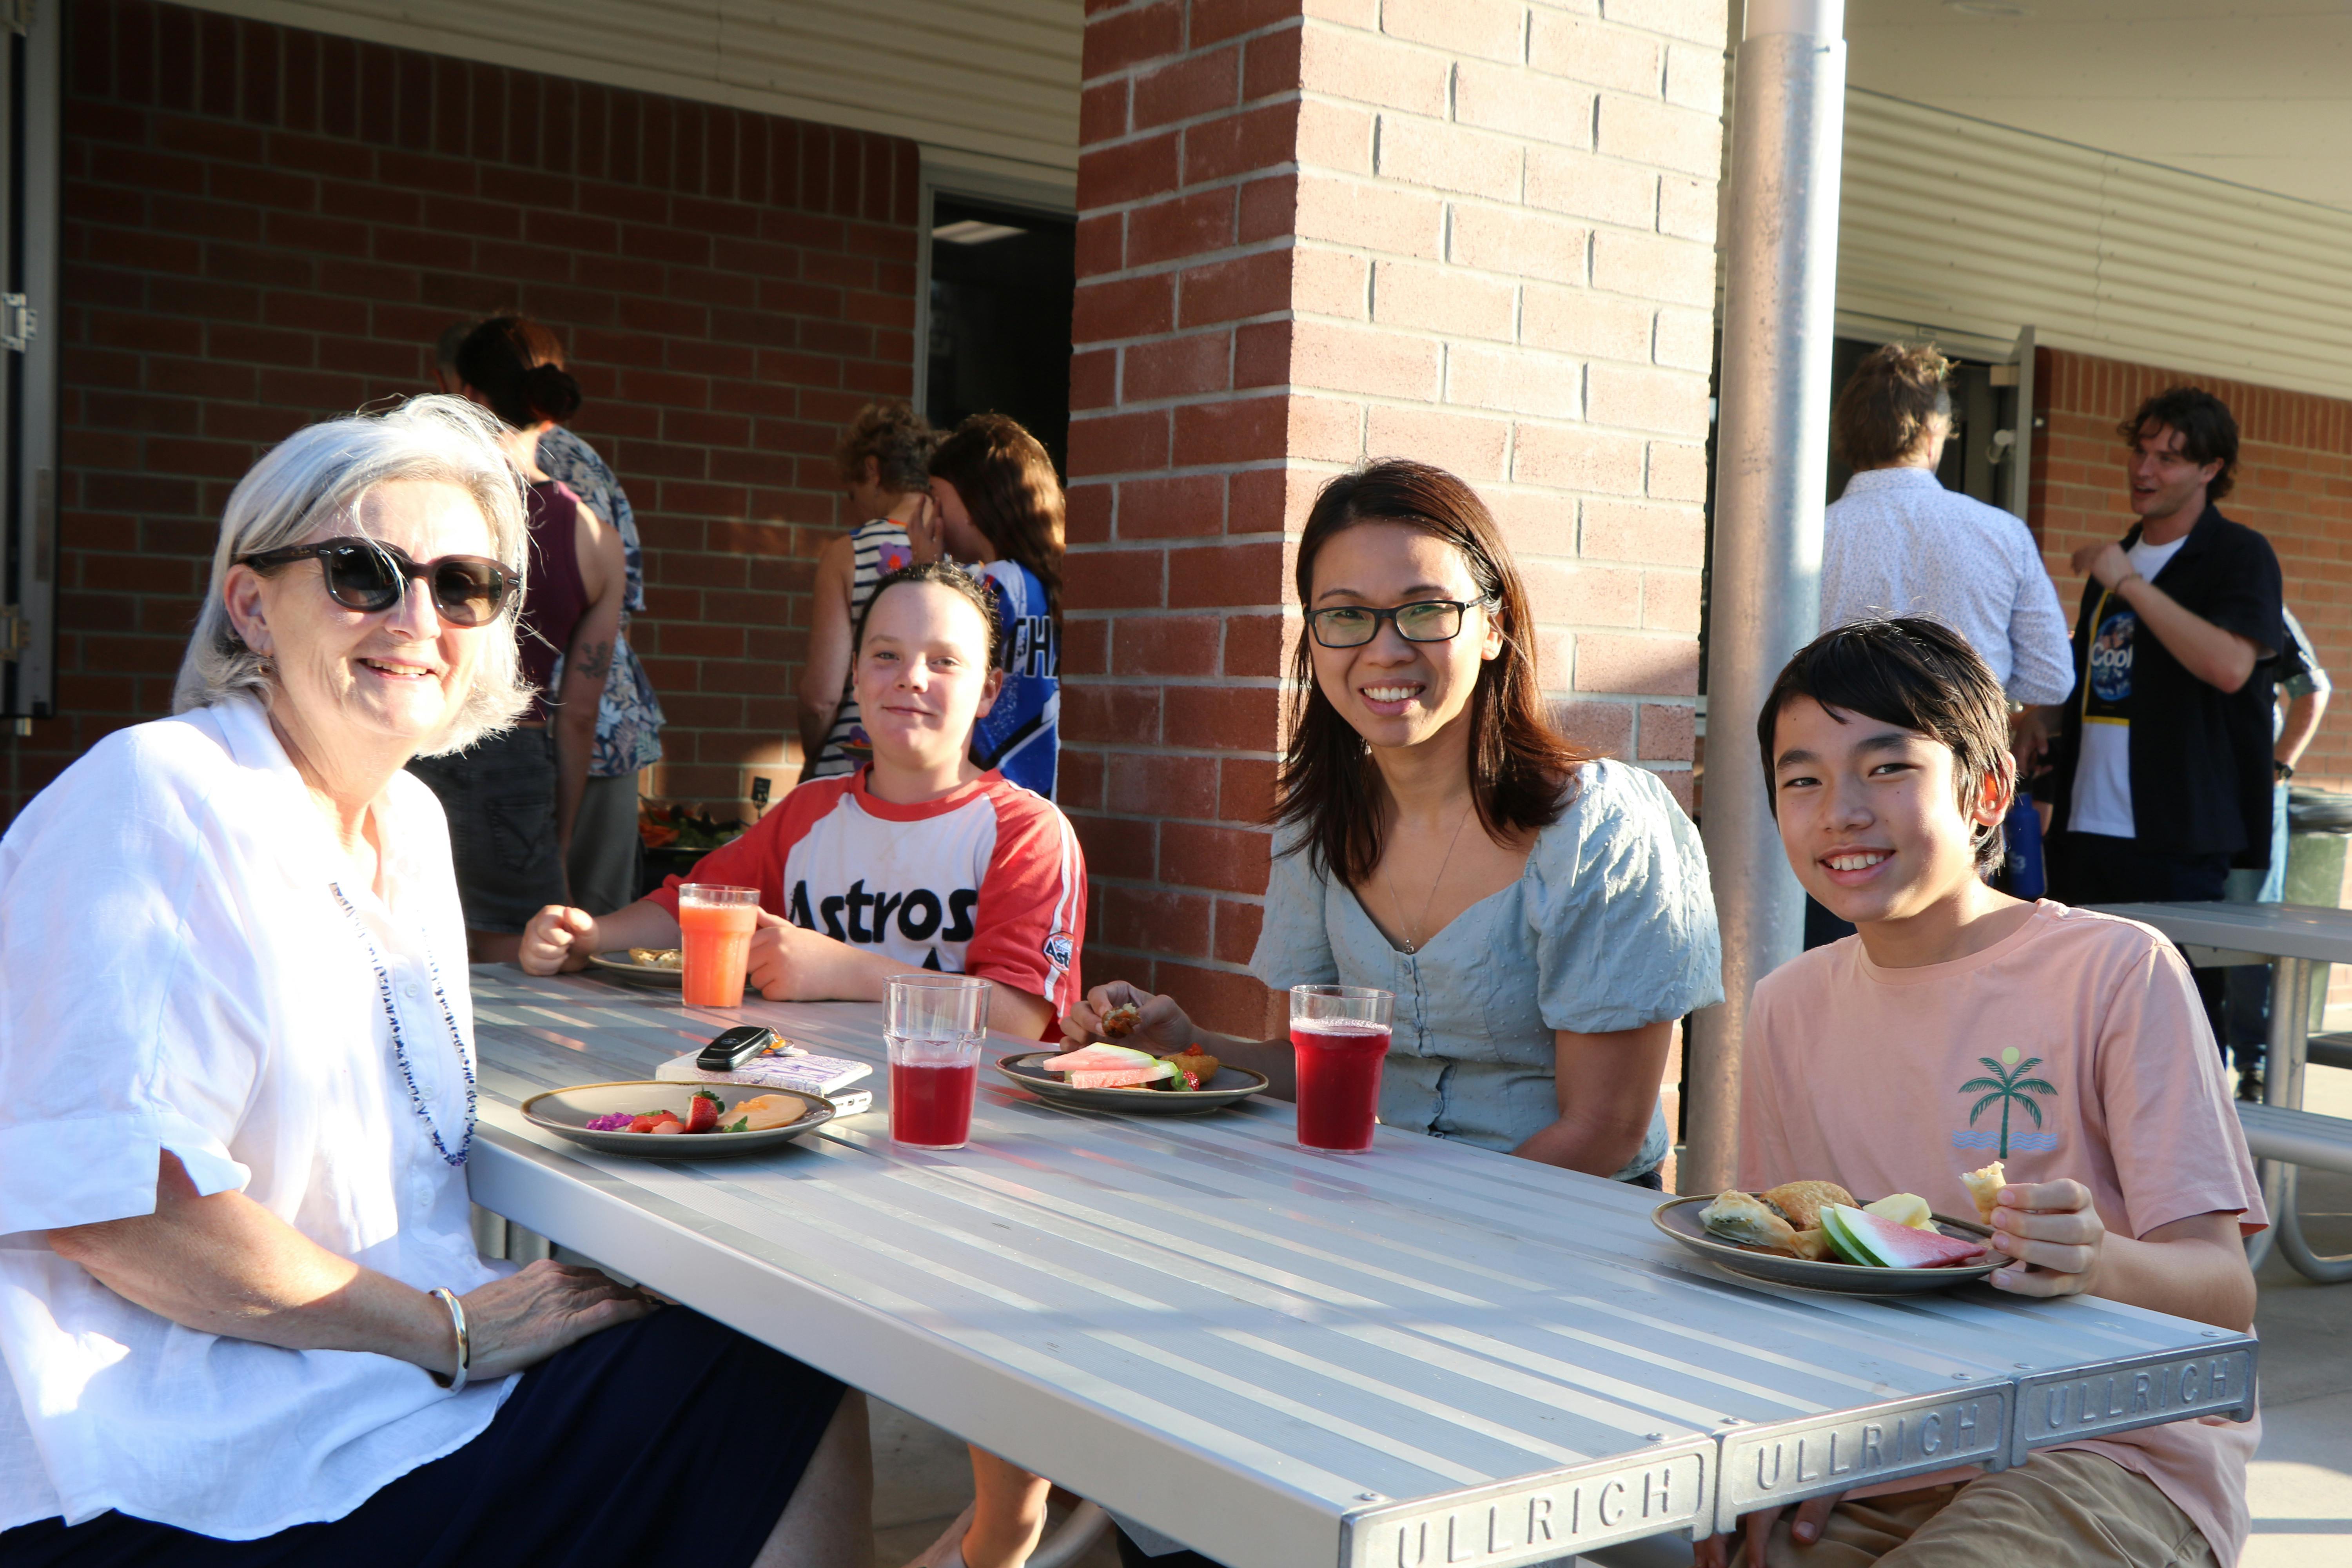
[{"left": 0, "top": 0, "right": 59, "bottom": 727}]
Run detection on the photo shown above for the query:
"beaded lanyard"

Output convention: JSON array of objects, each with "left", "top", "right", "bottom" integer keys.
[{"left": 331, "top": 883, "right": 477, "bottom": 1166}]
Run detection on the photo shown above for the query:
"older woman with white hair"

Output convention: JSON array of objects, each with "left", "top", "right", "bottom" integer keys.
[{"left": 0, "top": 397, "right": 870, "bottom": 1565}]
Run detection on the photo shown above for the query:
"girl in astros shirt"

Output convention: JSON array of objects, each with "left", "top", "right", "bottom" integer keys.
[{"left": 521, "top": 560, "right": 1087, "bottom": 1042}]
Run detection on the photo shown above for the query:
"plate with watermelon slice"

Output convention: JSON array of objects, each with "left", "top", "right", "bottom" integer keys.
[
  {"left": 997, "top": 1044, "right": 1271, "bottom": 1116},
  {"left": 1651, "top": 1195, "right": 2005, "bottom": 1295}
]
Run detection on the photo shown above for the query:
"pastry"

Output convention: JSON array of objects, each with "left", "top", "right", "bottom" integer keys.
[
  {"left": 723, "top": 1094, "right": 804, "bottom": 1131},
  {"left": 629, "top": 947, "right": 683, "bottom": 969},
  {"left": 1160, "top": 1044, "right": 1220, "bottom": 1087},
  {"left": 1960, "top": 1160, "right": 2005, "bottom": 1225},
  {"left": 1789, "top": 1228, "right": 1830, "bottom": 1262},
  {"left": 1100, "top": 1001, "right": 1143, "bottom": 1039},
  {"left": 1700, "top": 1190, "right": 1801, "bottom": 1252},
  {"left": 1759, "top": 1180, "right": 1856, "bottom": 1232}
]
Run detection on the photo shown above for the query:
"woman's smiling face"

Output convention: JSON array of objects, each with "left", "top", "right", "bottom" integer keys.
[
  {"left": 1306, "top": 521, "right": 1503, "bottom": 752},
  {"left": 234, "top": 479, "right": 498, "bottom": 755}
]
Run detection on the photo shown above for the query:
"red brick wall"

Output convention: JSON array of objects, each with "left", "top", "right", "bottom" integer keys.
[
  {"left": 2029, "top": 346, "right": 2352, "bottom": 783},
  {"left": 1066, "top": 0, "right": 1722, "bottom": 1038},
  {"left": 1060, "top": 0, "right": 1303, "bottom": 1040},
  {"left": 0, "top": 0, "right": 918, "bottom": 824}
]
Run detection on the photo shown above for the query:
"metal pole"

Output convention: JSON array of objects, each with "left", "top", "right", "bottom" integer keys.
[{"left": 1683, "top": 0, "right": 1846, "bottom": 1194}]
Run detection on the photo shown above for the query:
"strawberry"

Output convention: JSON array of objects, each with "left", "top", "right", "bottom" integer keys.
[{"left": 684, "top": 1092, "right": 720, "bottom": 1134}]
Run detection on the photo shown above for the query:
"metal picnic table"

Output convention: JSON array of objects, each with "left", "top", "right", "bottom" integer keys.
[
  {"left": 2089, "top": 900, "right": 2352, "bottom": 1283},
  {"left": 465, "top": 968, "right": 2256, "bottom": 1568}
]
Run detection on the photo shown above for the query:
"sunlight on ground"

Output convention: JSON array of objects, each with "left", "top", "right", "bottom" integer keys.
[
  {"left": 2245, "top": 1071, "right": 2352, "bottom": 1567},
  {"left": 2241, "top": 1453, "right": 2352, "bottom": 1566}
]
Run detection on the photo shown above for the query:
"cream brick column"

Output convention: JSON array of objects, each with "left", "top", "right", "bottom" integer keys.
[{"left": 1067, "top": 0, "right": 1725, "bottom": 1035}]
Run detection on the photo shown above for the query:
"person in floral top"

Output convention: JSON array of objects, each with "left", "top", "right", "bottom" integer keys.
[{"left": 435, "top": 326, "right": 664, "bottom": 915}]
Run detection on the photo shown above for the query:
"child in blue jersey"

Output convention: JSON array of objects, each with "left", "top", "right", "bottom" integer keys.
[{"left": 925, "top": 414, "right": 1062, "bottom": 798}]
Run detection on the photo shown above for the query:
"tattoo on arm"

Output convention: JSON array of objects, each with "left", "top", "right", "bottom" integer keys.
[{"left": 572, "top": 640, "right": 613, "bottom": 681}]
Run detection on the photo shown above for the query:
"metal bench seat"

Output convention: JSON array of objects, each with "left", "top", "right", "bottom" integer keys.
[{"left": 2236, "top": 1101, "right": 2352, "bottom": 1176}]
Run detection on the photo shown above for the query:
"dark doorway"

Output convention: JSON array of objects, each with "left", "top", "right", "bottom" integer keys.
[{"left": 926, "top": 197, "right": 1076, "bottom": 477}]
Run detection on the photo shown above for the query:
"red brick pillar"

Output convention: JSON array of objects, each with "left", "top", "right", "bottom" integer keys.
[{"left": 1065, "top": 0, "right": 1724, "bottom": 1036}]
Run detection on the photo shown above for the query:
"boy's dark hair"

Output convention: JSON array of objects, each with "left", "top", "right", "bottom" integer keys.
[
  {"left": 1831, "top": 343, "right": 1951, "bottom": 470},
  {"left": 853, "top": 560, "right": 1001, "bottom": 669},
  {"left": 1756, "top": 618, "right": 2014, "bottom": 873},
  {"left": 835, "top": 401, "right": 937, "bottom": 497},
  {"left": 2119, "top": 386, "right": 2238, "bottom": 501}
]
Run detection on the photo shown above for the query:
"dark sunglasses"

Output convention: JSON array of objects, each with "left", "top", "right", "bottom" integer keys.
[
  {"left": 1307, "top": 598, "right": 1492, "bottom": 649},
  {"left": 236, "top": 537, "right": 514, "bottom": 627}
]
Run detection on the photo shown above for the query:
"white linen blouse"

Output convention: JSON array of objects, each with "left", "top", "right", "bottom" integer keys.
[{"left": 0, "top": 695, "right": 514, "bottom": 1539}]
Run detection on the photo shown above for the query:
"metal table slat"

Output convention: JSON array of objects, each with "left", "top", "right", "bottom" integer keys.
[{"left": 465, "top": 970, "right": 2255, "bottom": 1563}]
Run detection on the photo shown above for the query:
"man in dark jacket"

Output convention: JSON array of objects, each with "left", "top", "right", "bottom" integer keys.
[{"left": 2045, "top": 387, "right": 2283, "bottom": 1020}]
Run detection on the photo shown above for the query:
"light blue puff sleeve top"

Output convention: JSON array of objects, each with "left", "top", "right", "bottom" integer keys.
[{"left": 1248, "top": 759, "right": 1723, "bottom": 1178}]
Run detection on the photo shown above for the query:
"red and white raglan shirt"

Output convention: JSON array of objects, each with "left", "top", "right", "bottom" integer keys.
[{"left": 647, "top": 769, "right": 1086, "bottom": 1035}]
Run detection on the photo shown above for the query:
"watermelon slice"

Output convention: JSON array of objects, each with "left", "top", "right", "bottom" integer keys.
[
  {"left": 1040, "top": 1043, "right": 1175, "bottom": 1090},
  {"left": 1041, "top": 1043, "right": 1157, "bottom": 1073},
  {"left": 1821, "top": 1205, "right": 1987, "bottom": 1269}
]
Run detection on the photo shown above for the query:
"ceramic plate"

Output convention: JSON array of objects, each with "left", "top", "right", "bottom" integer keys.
[
  {"left": 522, "top": 1080, "right": 834, "bottom": 1158},
  {"left": 1651, "top": 1195, "right": 2004, "bottom": 1296},
  {"left": 586, "top": 951, "right": 684, "bottom": 985},
  {"left": 996, "top": 1051, "right": 1270, "bottom": 1116}
]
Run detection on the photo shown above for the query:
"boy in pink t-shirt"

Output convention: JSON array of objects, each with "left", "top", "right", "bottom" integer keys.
[{"left": 1700, "top": 618, "right": 2264, "bottom": 1568}]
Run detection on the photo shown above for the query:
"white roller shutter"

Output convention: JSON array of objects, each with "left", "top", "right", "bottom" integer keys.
[
  {"left": 180, "top": 0, "right": 1083, "bottom": 181},
  {"left": 1839, "top": 89, "right": 2352, "bottom": 402}
]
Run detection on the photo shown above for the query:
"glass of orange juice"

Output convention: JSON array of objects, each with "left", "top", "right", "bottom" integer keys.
[{"left": 677, "top": 884, "right": 760, "bottom": 1007}]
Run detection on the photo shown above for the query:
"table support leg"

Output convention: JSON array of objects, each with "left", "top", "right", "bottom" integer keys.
[
  {"left": 2273, "top": 1163, "right": 2352, "bottom": 1282},
  {"left": 2256, "top": 958, "right": 2352, "bottom": 1282}
]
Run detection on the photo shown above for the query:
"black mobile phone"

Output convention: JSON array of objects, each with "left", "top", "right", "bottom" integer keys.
[{"left": 697, "top": 1025, "right": 779, "bottom": 1073}]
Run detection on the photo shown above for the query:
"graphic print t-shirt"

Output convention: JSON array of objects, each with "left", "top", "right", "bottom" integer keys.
[
  {"left": 2067, "top": 534, "right": 2189, "bottom": 838},
  {"left": 1741, "top": 902, "right": 2265, "bottom": 1565},
  {"left": 970, "top": 559, "right": 1058, "bottom": 799},
  {"left": 647, "top": 770, "right": 1086, "bottom": 1031}
]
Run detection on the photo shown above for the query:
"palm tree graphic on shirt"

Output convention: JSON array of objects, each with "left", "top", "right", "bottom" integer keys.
[{"left": 1960, "top": 1047, "right": 2057, "bottom": 1159}]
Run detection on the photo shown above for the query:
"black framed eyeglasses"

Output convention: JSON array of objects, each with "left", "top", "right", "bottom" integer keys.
[
  {"left": 236, "top": 537, "right": 514, "bottom": 627},
  {"left": 1307, "top": 598, "right": 1492, "bottom": 649}
]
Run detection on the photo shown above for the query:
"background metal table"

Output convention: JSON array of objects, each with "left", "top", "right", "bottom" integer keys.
[
  {"left": 466, "top": 969, "right": 2254, "bottom": 1566},
  {"left": 2091, "top": 901, "right": 2352, "bottom": 1283}
]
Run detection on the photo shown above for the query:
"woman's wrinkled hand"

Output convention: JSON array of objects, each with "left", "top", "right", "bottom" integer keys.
[
  {"left": 1989, "top": 1178, "right": 2105, "bottom": 1297},
  {"left": 519, "top": 905, "right": 598, "bottom": 975},
  {"left": 456, "top": 1259, "right": 660, "bottom": 1380},
  {"left": 1062, "top": 983, "right": 1195, "bottom": 1054}
]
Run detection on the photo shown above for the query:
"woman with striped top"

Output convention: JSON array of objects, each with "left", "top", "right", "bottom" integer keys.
[{"left": 799, "top": 401, "right": 937, "bottom": 780}]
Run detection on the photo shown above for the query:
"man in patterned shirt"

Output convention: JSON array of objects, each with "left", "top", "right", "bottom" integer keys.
[{"left": 435, "top": 325, "right": 665, "bottom": 913}]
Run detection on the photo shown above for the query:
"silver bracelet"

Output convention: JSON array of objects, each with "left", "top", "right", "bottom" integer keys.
[{"left": 428, "top": 1287, "right": 471, "bottom": 1393}]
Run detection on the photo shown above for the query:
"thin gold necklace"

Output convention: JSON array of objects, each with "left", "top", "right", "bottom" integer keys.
[{"left": 1384, "top": 802, "right": 1475, "bottom": 955}]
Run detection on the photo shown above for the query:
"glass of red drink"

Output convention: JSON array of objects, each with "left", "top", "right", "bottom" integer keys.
[
  {"left": 677, "top": 884, "right": 761, "bottom": 1007},
  {"left": 885, "top": 974, "right": 990, "bottom": 1151},
  {"left": 1289, "top": 984, "right": 1394, "bottom": 1152}
]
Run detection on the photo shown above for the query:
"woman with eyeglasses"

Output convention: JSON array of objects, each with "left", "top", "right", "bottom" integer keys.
[
  {"left": 408, "top": 315, "right": 627, "bottom": 961},
  {"left": 1069, "top": 460, "right": 1722, "bottom": 1188},
  {"left": 0, "top": 398, "right": 868, "bottom": 1564}
]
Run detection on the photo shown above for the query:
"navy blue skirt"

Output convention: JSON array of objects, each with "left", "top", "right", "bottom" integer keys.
[{"left": 2, "top": 1307, "right": 844, "bottom": 1568}]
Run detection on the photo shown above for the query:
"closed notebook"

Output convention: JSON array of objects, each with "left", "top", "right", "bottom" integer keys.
[{"left": 656, "top": 1049, "right": 873, "bottom": 1098}]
